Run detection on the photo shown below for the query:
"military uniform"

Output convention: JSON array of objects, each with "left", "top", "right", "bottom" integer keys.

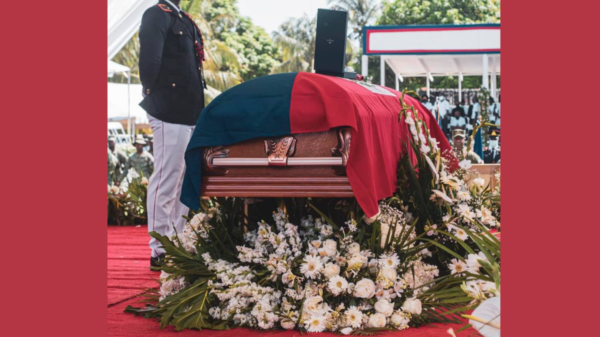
[
  {"left": 483, "top": 130, "right": 501, "bottom": 164},
  {"left": 125, "top": 151, "right": 155, "bottom": 178},
  {"left": 139, "top": 0, "right": 204, "bottom": 259},
  {"left": 108, "top": 148, "right": 118, "bottom": 185},
  {"left": 452, "top": 129, "right": 483, "bottom": 164},
  {"left": 108, "top": 136, "right": 128, "bottom": 183}
]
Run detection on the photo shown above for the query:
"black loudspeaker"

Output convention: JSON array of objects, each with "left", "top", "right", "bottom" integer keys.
[{"left": 314, "top": 8, "right": 348, "bottom": 77}]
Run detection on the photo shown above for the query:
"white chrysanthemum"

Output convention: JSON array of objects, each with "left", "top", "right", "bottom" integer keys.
[
  {"left": 328, "top": 275, "right": 349, "bottom": 296},
  {"left": 305, "top": 315, "right": 327, "bottom": 332},
  {"left": 466, "top": 252, "right": 488, "bottom": 273},
  {"left": 449, "top": 258, "right": 468, "bottom": 275},
  {"left": 300, "top": 255, "right": 323, "bottom": 279},
  {"left": 454, "top": 228, "right": 469, "bottom": 241},
  {"left": 379, "top": 252, "right": 400, "bottom": 269},
  {"left": 344, "top": 306, "right": 363, "bottom": 328}
]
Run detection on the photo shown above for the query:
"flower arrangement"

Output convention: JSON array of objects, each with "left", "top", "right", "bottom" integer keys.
[
  {"left": 126, "top": 92, "right": 501, "bottom": 334},
  {"left": 108, "top": 169, "right": 149, "bottom": 225}
]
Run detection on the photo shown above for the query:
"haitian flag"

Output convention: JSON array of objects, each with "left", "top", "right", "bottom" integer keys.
[{"left": 180, "top": 72, "right": 452, "bottom": 217}]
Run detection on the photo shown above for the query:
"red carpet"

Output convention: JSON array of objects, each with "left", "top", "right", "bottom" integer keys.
[{"left": 107, "top": 225, "right": 480, "bottom": 336}]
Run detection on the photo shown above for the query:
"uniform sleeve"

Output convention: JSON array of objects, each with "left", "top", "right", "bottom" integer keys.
[{"left": 139, "top": 8, "right": 170, "bottom": 93}]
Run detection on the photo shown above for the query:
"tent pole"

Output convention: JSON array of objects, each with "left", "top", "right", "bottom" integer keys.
[
  {"left": 127, "top": 71, "right": 131, "bottom": 138},
  {"left": 458, "top": 72, "right": 462, "bottom": 102},
  {"left": 395, "top": 74, "right": 399, "bottom": 91},
  {"left": 380, "top": 56, "right": 385, "bottom": 87},
  {"left": 482, "top": 54, "right": 489, "bottom": 89},
  {"left": 491, "top": 56, "right": 497, "bottom": 98},
  {"left": 426, "top": 76, "right": 430, "bottom": 98}
]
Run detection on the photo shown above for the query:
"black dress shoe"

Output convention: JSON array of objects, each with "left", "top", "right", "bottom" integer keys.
[{"left": 150, "top": 254, "right": 166, "bottom": 269}]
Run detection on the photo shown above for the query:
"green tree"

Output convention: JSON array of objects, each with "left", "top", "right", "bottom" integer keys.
[
  {"left": 377, "top": 0, "right": 500, "bottom": 26},
  {"left": 271, "top": 14, "right": 317, "bottom": 73}
]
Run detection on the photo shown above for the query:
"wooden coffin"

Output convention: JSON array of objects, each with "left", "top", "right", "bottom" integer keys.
[{"left": 201, "top": 127, "right": 354, "bottom": 198}]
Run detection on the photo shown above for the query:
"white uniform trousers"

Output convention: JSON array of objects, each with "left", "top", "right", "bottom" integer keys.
[{"left": 147, "top": 114, "right": 195, "bottom": 257}]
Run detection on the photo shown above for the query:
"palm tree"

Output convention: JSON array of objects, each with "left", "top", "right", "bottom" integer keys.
[
  {"left": 271, "top": 14, "right": 317, "bottom": 73},
  {"left": 327, "top": 0, "right": 380, "bottom": 40}
]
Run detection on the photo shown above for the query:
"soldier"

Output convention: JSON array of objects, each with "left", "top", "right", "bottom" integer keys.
[
  {"left": 484, "top": 130, "right": 501, "bottom": 164},
  {"left": 122, "top": 136, "right": 154, "bottom": 180},
  {"left": 108, "top": 136, "right": 128, "bottom": 185},
  {"left": 146, "top": 134, "right": 154, "bottom": 155},
  {"left": 108, "top": 148, "right": 118, "bottom": 186},
  {"left": 139, "top": 0, "right": 206, "bottom": 267},
  {"left": 452, "top": 129, "right": 483, "bottom": 164}
]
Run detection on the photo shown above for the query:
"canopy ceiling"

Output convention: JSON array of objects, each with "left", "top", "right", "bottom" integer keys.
[{"left": 108, "top": 0, "right": 157, "bottom": 60}]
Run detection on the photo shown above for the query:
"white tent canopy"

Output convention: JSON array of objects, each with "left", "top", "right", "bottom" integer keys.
[
  {"left": 107, "top": 83, "right": 148, "bottom": 124},
  {"left": 108, "top": 0, "right": 157, "bottom": 60},
  {"left": 361, "top": 24, "right": 500, "bottom": 97}
]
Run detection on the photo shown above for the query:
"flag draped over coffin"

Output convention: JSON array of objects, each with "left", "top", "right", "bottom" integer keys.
[{"left": 180, "top": 72, "right": 453, "bottom": 217}]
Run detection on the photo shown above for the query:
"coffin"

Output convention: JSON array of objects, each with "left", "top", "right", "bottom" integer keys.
[{"left": 201, "top": 127, "right": 354, "bottom": 198}]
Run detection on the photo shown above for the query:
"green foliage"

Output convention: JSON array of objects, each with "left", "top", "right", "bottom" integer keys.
[
  {"left": 271, "top": 14, "right": 317, "bottom": 73},
  {"left": 377, "top": 0, "right": 500, "bottom": 26},
  {"left": 220, "top": 17, "right": 281, "bottom": 81}
]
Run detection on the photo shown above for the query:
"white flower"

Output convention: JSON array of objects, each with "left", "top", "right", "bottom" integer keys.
[
  {"left": 340, "top": 327, "right": 353, "bottom": 335},
  {"left": 379, "top": 253, "right": 400, "bottom": 269},
  {"left": 381, "top": 268, "right": 397, "bottom": 283},
  {"left": 391, "top": 312, "right": 410, "bottom": 328},
  {"left": 459, "top": 159, "right": 473, "bottom": 170},
  {"left": 431, "top": 189, "right": 454, "bottom": 204},
  {"left": 420, "top": 144, "right": 431, "bottom": 154},
  {"left": 470, "top": 177, "right": 485, "bottom": 189},
  {"left": 304, "top": 315, "right": 327, "bottom": 333},
  {"left": 454, "top": 227, "right": 469, "bottom": 241},
  {"left": 303, "top": 296, "right": 329, "bottom": 317},
  {"left": 348, "top": 253, "right": 368, "bottom": 269},
  {"left": 344, "top": 306, "right": 363, "bottom": 328},
  {"left": 354, "top": 279, "right": 376, "bottom": 299},
  {"left": 466, "top": 252, "right": 488, "bottom": 274},
  {"left": 110, "top": 186, "right": 119, "bottom": 194},
  {"left": 401, "top": 297, "right": 422, "bottom": 315},
  {"left": 368, "top": 313, "right": 387, "bottom": 328},
  {"left": 280, "top": 319, "right": 295, "bottom": 330},
  {"left": 457, "top": 190, "right": 471, "bottom": 201},
  {"left": 364, "top": 209, "right": 380, "bottom": 224},
  {"left": 323, "top": 263, "right": 341, "bottom": 279},
  {"left": 328, "top": 275, "right": 349, "bottom": 296},
  {"left": 300, "top": 255, "right": 323, "bottom": 279},
  {"left": 347, "top": 243, "right": 361, "bottom": 255},
  {"left": 322, "top": 239, "right": 337, "bottom": 257},
  {"left": 448, "top": 258, "right": 468, "bottom": 275},
  {"left": 469, "top": 297, "right": 501, "bottom": 337},
  {"left": 374, "top": 299, "right": 395, "bottom": 317}
]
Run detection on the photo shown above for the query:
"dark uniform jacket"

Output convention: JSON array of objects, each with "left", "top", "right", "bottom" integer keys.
[
  {"left": 139, "top": 0, "right": 206, "bottom": 126},
  {"left": 483, "top": 147, "right": 501, "bottom": 164}
]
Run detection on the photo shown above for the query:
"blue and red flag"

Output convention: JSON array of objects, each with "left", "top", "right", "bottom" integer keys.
[{"left": 180, "top": 72, "right": 452, "bottom": 217}]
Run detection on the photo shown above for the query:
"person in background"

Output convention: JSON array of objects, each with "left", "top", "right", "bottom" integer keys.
[
  {"left": 449, "top": 103, "right": 467, "bottom": 134},
  {"left": 460, "top": 99, "right": 469, "bottom": 116},
  {"left": 108, "top": 136, "right": 128, "bottom": 185},
  {"left": 487, "top": 96, "right": 500, "bottom": 130},
  {"left": 108, "top": 148, "right": 119, "bottom": 186},
  {"left": 484, "top": 130, "right": 501, "bottom": 164},
  {"left": 452, "top": 129, "right": 483, "bottom": 164},
  {"left": 421, "top": 94, "right": 434, "bottom": 111},
  {"left": 146, "top": 135, "right": 154, "bottom": 155},
  {"left": 121, "top": 135, "right": 154, "bottom": 181}
]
